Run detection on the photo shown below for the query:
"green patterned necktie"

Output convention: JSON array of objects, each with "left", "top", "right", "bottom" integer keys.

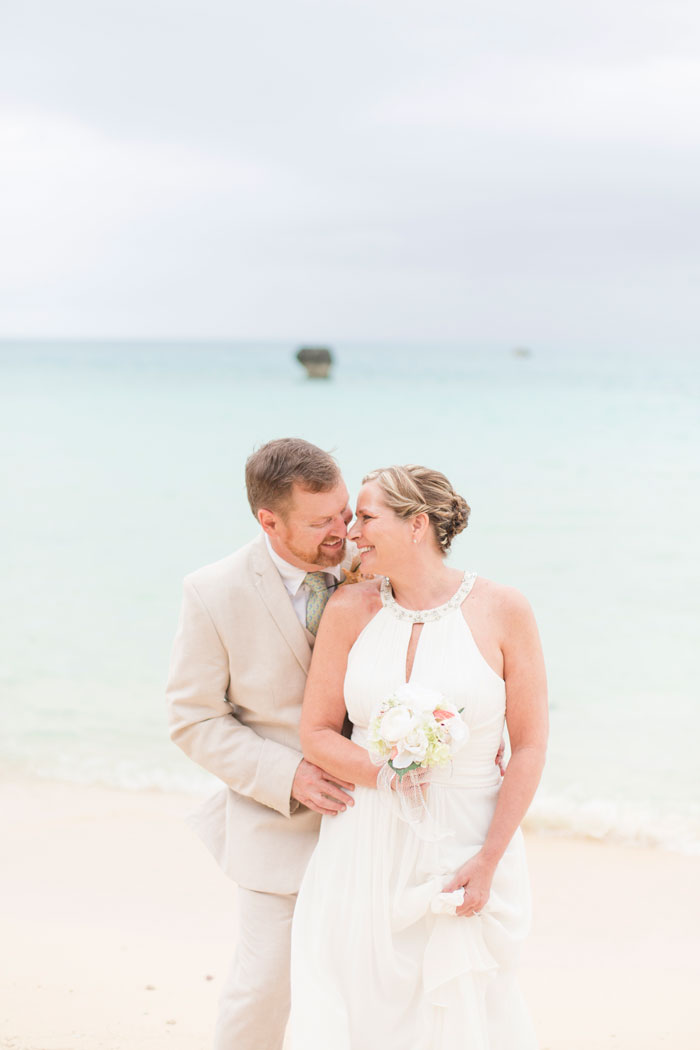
[{"left": 304, "top": 572, "right": 331, "bottom": 636}]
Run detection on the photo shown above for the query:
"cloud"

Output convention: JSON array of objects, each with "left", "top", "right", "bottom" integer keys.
[{"left": 1, "top": 0, "right": 699, "bottom": 344}]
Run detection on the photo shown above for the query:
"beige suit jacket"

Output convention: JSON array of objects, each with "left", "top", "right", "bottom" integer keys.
[{"left": 166, "top": 533, "right": 323, "bottom": 894}]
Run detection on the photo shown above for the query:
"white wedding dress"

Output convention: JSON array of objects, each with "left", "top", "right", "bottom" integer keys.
[{"left": 289, "top": 572, "right": 538, "bottom": 1050}]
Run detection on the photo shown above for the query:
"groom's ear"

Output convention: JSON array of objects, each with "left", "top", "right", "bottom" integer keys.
[{"left": 258, "top": 508, "right": 278, "bottom": 535}]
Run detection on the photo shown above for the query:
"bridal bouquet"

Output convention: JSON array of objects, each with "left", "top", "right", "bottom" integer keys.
[
  {"left": 368, "top": 683, "right": 469, "bottom": 840},
  {"left": 368, "top": 682, "right": 469, "bottom": 780}
]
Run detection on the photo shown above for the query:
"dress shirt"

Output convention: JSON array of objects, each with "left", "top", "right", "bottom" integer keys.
[{"left": 264, "top": 535, "right": 343, "bottom": 627}]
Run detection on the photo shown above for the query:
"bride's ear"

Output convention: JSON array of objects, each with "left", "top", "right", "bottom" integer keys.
[{"left": 410, "top": 513, "right": 430, "bottom": 545}]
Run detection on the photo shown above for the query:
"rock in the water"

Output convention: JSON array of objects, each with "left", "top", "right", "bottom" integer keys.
[
  {"left": 512, "top": 346, "right": 532, "bottom": 358},
  {"left": 296, "top": 346, "right": 333, "bottom": 378}
]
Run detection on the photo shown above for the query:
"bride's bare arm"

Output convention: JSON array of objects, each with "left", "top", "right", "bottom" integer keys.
[
  {"left": 446, "top": 589, "right": 548, "bottom": 914},
  {"left": 300, "top": 585, "right": 381, "bottom": 790},
  {"left": 483, "top": 590, "right": 548, "bottom": 859}
]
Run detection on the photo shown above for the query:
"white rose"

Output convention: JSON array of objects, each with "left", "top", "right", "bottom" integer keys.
[
  {"left": 392, "top": 726, "right": 430, "bottom": 769},
  {"left": 379, "top": 706, "right": 416, "bottom": 742},
  {"left": 395, "top": 681, "right": 444, "bottom": 714},
  {"left": 392, "top": 747, "right": 419, "bottom": 769},
  {"left": 403, "top": 725, "right": 429, "bottom": 762}
]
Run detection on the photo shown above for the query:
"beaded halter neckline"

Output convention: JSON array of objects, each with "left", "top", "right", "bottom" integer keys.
[{"left": 379, "top": 571, "right": 477, "bottom": 623}]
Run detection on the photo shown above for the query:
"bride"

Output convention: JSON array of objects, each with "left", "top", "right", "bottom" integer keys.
[{"left": 289, "top": 465, "right": 548, "bottom": 1050}]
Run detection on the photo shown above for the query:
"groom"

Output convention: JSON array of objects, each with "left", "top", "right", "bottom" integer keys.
[{"left": 166, "top": 438, "right": 358, "bottom": 1050}]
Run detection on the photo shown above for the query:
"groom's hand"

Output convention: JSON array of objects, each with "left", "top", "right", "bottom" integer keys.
[{"left": 292, "top": 759, "right": 355, "bottom": 816}]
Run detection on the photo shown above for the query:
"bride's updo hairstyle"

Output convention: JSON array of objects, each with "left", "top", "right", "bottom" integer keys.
[{"left": 362, "top": 465, "right": 470, "bottom": 555}]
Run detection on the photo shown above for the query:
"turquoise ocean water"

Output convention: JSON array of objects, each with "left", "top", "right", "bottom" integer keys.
[{"left": 1, "top": 340, "right": 698, "bottom": 852}]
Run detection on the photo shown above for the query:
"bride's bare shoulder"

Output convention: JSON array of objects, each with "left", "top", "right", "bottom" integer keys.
[
  {"left": 471, "top": 575, "right": 534, "bottom": 620},
  {"left": 318, "top": 577, "right": 383, "bottom": 645},
  {"left": 329, "top": 576, "right": 383, "bottom": 615}
]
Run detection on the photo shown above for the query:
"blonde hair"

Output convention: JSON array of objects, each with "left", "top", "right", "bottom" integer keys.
[{"left": 362, "top": 465, "right": 470, "bottom": 554}]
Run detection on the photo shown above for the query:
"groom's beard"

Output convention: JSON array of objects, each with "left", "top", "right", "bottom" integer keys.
[{"left": 287, "top": 535, "right": 347, "bottom": 569}]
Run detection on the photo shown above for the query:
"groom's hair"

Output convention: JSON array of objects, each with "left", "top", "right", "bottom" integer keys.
[{"left": 246, "top": 438, "right": 340, "bottom": 518}]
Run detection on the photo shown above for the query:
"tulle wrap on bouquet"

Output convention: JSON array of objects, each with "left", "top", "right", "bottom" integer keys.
[{"left": 375, "top": 760, "right": 455, "bottom": 842}]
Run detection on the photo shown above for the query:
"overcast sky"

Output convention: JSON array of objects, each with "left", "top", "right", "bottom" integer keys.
[{"left": 1, "top": 0, "right": 699, "bottom": 347}]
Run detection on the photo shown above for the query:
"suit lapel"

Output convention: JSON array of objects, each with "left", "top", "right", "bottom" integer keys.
[{"left": 250, "top": 535, "right": 312, "bottom": 674}]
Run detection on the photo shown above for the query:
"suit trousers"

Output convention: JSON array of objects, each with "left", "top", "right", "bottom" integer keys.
[{"left": 214, "top": 886, "right": 297, "bottom": 1050}]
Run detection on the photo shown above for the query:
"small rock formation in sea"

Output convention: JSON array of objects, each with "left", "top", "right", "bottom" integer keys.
[
  {"left": 512, "top": 346, "right": 532, "bottom": 358},
  {"left": 296, "top": 346, "right": 333, "bottom": 378}
]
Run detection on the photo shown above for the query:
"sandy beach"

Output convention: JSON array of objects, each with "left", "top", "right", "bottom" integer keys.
[{"left": 1, "top": 778, "right": 697, "bottom": 1050}]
